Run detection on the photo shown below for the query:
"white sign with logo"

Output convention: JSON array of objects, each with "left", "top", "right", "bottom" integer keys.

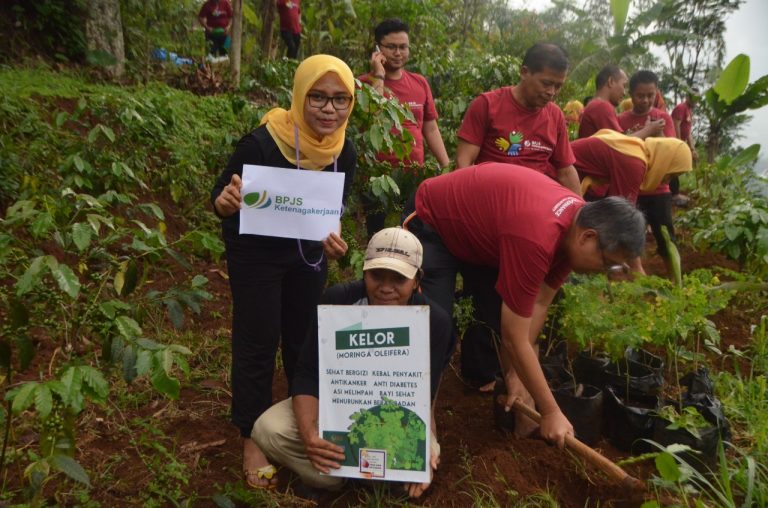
[
  {"left": 238, "top": 164, "right": 346, "bottom": 241},
  {"left": 317, "top": 305, "right": 431, "bottom": 483}
]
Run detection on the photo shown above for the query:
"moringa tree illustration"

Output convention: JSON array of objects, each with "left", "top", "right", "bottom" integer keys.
[{"left": 703, "top": 53, "right": 768, "bottom": 163}]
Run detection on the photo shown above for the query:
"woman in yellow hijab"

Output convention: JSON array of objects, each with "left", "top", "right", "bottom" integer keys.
[
  {"left": 572, "top": 129, "right": 692, "bottom": 273},
  {"left": 210, "top": 54, "right": 356, "bottom": 488}
]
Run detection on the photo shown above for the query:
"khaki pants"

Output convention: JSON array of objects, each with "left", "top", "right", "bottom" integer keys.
[{"left": 252, "top": 398, "right": 345, "bottom": 490}]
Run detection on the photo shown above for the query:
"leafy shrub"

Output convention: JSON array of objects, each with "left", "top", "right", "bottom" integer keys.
[
  {"left": 680, "top": 144, "right": 768, "bottom": 277},
  {"left": 690, "top": 200, "right": 768, "bottom": 275},
  {"left": 0, "top": 67, "right": 243, "bottom": 498},
  {"left": 558, "top": 271, "right": 734, "bottom": 362}
]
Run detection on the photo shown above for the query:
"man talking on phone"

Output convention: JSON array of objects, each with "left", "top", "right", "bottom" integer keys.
[{"left": 358, "top": 18, "right": 450, "bottom": 239}]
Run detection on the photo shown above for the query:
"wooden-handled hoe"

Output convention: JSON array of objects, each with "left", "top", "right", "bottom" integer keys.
[{"left": 509, "top": 397, "right": 645, "bottom": 491}]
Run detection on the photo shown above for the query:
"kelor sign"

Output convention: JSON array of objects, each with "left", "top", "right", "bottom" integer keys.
[
  {"left": 318, "top": 305, "right": 430, "bottom": 483},
  {"left": 238, "top": 164, "right": 346, "bottom": 241},
  {"left": 335, "top": 327, "right": 409, "bottom": 350}
]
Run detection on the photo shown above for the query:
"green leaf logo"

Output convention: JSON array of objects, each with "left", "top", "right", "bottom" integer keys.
[{"left": 243, "top": 191, "right": 272, "bottom": 209}]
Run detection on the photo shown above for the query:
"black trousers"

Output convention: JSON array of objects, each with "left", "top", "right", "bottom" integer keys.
[
  {"left": 404, "top": 208, "right": 502, "bottom": 386},
  {"left": 225, "top": 237, "right": 327, "bottom": 437},
  {"left": 281, "top": 30, "right": 301, "bottom": 59},
  {"left": 205, "top": 31, "right": 228, "bottom": 56},
  {"left": 637, "top": 193, "right": 675, "bottom": 258},
  {"left": 669, "top": 175, "right": 680, "bottom": 195}
]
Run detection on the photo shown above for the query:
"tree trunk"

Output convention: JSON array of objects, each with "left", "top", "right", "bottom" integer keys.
[
  {"left": 85, "top": 0, "right": 125, "bottom": 79},
  {"left": 705, "top": 123, "right": 720, "bottom": 164},
  {"left": 231, "top": 0, "right": 243, "bottom": 86},
  {"left": 260, "top": 0, "right": 276, "bottom": 58}
]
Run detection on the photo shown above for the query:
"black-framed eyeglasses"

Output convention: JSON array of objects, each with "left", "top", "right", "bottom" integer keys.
[
  {"left": 380, "top": 43, "right": 410, "bottom": 52},
  {"left": 306, "top": 93, "right": 353, "bottom": 110}
]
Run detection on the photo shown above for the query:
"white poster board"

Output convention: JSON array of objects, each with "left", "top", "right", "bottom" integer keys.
[
  {"left": 318, "top": 305, "right": 431, "bottom": 483},
  {"left": 238, "top": 164, "right": 346, "bottom": 241}
]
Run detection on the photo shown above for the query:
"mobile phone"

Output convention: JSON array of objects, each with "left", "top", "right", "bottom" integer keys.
[{"left": 375, "top": 44, "right": 381, "bottom": 53}]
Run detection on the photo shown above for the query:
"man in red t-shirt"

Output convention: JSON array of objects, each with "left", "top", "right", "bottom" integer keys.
[
  {"left": 198, "top": 0, "right": 233, "bottom": 57},
  {"left": 670, "top": 88, "right": 699, "bottom": 206},
  {"left": 276, "top": 0, "right": 301, "bottom": 59},
  {"left": 578, "top": 64, "right": 627, "bottom": 138},
  {"left": 405, "top": 163, "right": 646, "bottom": 446},
  {"left": 671, "top": 89, "right": 698, "bottom": 157},
  {"left": 360, "top": 18, "right": 450, "bottom": 238},
  {"left": 618, "top": 71, "right": 676, "bottom": 138},
  {"left": 618, "top": 70, "right": 680, "bottom": 274},
  {"left": 455, "top": 43, "right": 581, "bottom": 194},
  {"left": 579, "top": 64, "right": 664, "bottom": 139}
]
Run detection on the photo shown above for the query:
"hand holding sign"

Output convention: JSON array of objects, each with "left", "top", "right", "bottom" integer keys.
[
  {"left": 404, "top": 434, "right": 440, "bottom": 498},
  {"left": 318, "top": 306, "right": 431, "bottom": 484},
  {"left": 214, "top": 174, "right": 242, "bottom": 217},
  {"left": 323, "top": 231, "right": 348, "bottom": 260},
  {"left": 239, "top": 165, "right": 346, "bottom": 241},
  {"left": 304, "top": 431, "right": 346, "bottom": 474}
]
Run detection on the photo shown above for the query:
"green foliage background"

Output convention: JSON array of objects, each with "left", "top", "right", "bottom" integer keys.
[{"left": 0, "top": 0, "right": 767, "bottom": 505}]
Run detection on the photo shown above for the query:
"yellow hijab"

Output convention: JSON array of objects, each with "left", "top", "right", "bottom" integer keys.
[
  {"left": 643, "top": 136, "right": 692, "bottom": 191},
  {"left": 260, "top": 55, "right": 355, "bottom": 170},
  {"left": 580, "top": 129, "right": 692, "bottom": 195}
]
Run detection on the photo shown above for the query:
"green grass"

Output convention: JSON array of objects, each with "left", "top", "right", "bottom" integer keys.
[
  {"left": 715, "top": 315, "right": 768, "bottom": 461},
  {"left": 0, "top": 66, "right": 95, "bottom": 99},
  {"left": 0, "top": 65, "right": 264, "bottom": 214}
]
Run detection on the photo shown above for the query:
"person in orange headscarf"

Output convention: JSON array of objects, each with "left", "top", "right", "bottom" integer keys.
[{"left": 211, "top": 54, "right": 356, "bottom": 489}]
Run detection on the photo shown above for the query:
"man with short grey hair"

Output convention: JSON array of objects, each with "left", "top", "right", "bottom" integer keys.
[{"left": 404, "top": 163, "right": 645, "bottom": 447}]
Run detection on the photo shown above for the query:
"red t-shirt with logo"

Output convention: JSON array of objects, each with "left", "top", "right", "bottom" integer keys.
[
  {"left": 572, "top": 137, "right": 647, "bottom": 204},
  {"left": 359, "top": 70, "right": 438, "bottom": 166},
  {"left": 578, "top": 98, "right": 622, "bottom": 138},
  {"left": 415, "top": 163, "right": 583, "bottom": 317},
  {"left": 671, "top": 101, "right": 693, "bottom": 141},
  {"left": 199, "top": 0, "right": 233, "bottom": 29},
  {"left": 618, "top": 107, "right": 676, "bottom": 195},
  {"left": 276, "top": 0, "right": 301, "bottom": 34},
  {"left": 618, "top": 108, "right": 676, "bottom": 138},
  {"left": 457, "top": 87, "right": 575, "bottom": 179}
]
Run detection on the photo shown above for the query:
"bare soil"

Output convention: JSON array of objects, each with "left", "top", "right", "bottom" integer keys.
[{"left": 6, "top": 237, "right": 761, "bottom": 507}]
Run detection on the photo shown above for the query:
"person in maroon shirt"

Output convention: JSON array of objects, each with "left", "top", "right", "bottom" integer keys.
[
  {"left": 456, "top": 43, "right": 581, "bottom": 194},
  {"left": 578, "top": 64, "right": 627, "bottom": 138},
  {"left": 670, "top": 88, "right": 699, "bottom": 205},
  {"left": 198, "top": 0, "right": 233, "bottom": 57},
  {"left": 572, "top": 135, "right": 647, "bottom": 205},
  {"left": 618, "top": 70, "right": 675, "bottom": 138},
  {"left": 276, "top": 0, "right": 301, "bottom": 59},
  {"left": 619, "top": 70, "right": 682, "bottom": 274},
  {"left": 404, "top": 163, "right": 646, "bottom": 446},
  {"left": 579, "top": 64, "right": 664, "bottom": 139},
  {"left": 360, "top": 18, "right": 450, "bottom": 238},
  {"left": 672, "top": 89, "right": 698, "bottom": 153}
]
